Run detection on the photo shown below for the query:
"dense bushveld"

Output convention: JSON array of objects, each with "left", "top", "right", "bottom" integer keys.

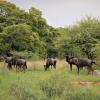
[{"left": 0, "top": 60, "right": 100, "bottom": 100}]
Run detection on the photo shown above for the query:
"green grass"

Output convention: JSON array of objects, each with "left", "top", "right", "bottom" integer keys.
[{"left": 0, "top": 61, "right": 100, "bottom": 100}]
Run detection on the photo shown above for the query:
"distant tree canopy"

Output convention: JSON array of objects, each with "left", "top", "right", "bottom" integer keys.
[
  {"left": 56, "top": 17, "right": 100, "bottom": 59},
  {"left": 0, "top": 1, "right": 100, "bottom": 63}
]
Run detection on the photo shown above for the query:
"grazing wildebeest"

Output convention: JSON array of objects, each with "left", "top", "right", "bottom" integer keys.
[
  {"left": 66, "top": 55, "right": 95, "bottom": 74},
  {"left": 3, "top": 55, "right": 27, "bottom": 72},
  {"left": 11, "top": 57, "right": 27, "bottom": 72},
  {"left": 44, "top": 58, "right": 57, "bottom": 71}
]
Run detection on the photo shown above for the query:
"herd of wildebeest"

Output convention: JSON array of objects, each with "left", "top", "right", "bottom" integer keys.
[{"left": 0, "top": 54, "right": 96, "bottom": 74}]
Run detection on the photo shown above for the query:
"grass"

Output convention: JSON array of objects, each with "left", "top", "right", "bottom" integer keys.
[{"left": 0, "top": 60, "right": 100, "bottom": 100}]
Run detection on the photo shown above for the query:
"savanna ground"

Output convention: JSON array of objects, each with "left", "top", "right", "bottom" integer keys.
[{"left": 0, "top": 59, "right": 100, "bottom": 100}]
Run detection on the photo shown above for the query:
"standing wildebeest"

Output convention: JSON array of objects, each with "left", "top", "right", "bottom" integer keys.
[
  {"left": 11, "top": 57, "right": 27, "bottom": 72},
  {"left": 5, "top": 57, "right": 27, "bottom": 72},
  {"left": 44, "top": 58, "right": 57, "bottom": 71},
  {"left": 66, "top": 55, "right": 95, "bottom": 74}
]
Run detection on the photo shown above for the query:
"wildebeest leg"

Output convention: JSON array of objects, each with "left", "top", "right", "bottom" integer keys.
[
  {"left": 45, "top": 67, "right": 49, "bottom": 71},
  {"left": 77, "top": 66, "right": 80, "bottom": 74},
  {"left": 3, "top": 62, "right": 6, "bottom": 68},
  {"left": 45, "top": 67, "right": 47, "bottom": 71},
  {"left": 24, "top": 61, "right": 27, "bottom": 69},
  {"left": 23, "top": 65, "right": 25, "bottom": 73},
  {"left": 51, "top": 65, "right": 52, "bottom": 69},
  {"left": 13, "top": 64, "right": 16, "bottom": 68},
  {"left": 48, "top": 65, "right": 50, "bottom": 70},
  {"left": 70, "top": 64, "right": 72, "bottom": 71},
  {"left": 7, "top": 63, "right": 12, "bottom": 70},
  {"left": 53, "top": 65, "right": 56, "bottom": 69},
  {"left": 54, "top": 61, "right": 56, "bottom": 69},
  {"left": 80, "top": 67, "right": 83, "bottom": 70},
  {"left": 16, "top": 65, "right": 18, "bottom": 72},
  {"left": 87, "top": 67, "right": 91, "bottom": 75},
  {"left": 16, "top": 66, "right": 17, "bottom": 72},
  {"left": 44, "top": 65, "right": 46, "bottom": 70},
  {"left": 45, "top": 65, "right": 48, "bottom": 71},
  {"left": 19, "top": 65, "right": 23, "bottom": 72},
  {"left": 90, "top": 66, "right": 94, "bottom": 75}
]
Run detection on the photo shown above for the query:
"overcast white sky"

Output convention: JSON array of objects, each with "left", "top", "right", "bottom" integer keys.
[{"left": 8, "top": 0, "right": 100, "bottom": 27}]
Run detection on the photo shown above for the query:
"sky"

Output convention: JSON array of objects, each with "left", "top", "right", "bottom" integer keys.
[{"left": 7, "top": 0, "right": 100, "bottom": 27}]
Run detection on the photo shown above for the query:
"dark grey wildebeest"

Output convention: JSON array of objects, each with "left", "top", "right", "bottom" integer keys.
[
  {"left": 44, "top": 58, "right": 57, "bottom": 71},
  {"left": 10, "top": 57, "right": 27, "bottom": 72},
  {"left": 66, "top": 55, "right": 95, "bottom": 74}
]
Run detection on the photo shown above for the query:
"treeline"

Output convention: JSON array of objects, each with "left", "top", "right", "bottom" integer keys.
[
  {"left": 0, "top": 1, "right": 100, "bottom": 62},
  {"left": 57, "top": 17, "right": 100, "bottom": 58}
]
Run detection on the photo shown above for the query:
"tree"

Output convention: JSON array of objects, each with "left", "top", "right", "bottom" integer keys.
[{"left": 3, "top": 24, "right": 35, "bottom": 51}]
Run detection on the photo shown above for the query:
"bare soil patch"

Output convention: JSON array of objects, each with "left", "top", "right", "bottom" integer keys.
[{"left": 72, "top": 80, "right": 100, "bottom": 87}]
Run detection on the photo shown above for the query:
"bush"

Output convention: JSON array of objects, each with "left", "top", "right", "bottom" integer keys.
[
  {"left": 39, "top": 73, "right": 100, "bottom": 100},
  {"left": 39, "top": 74, "right": 67, "bottom": 98},
  {"left": 10, "top": 84, "right": 38, "bottom": 100},
  {"left": 92, "top": 42, "right": 100, "bottom": 69},
  {"left": 10, "top": 83, "right": 48, "bottom": 100}
]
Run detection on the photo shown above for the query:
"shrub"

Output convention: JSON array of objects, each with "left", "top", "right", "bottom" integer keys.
[
  {"left": 10, "top": 84, "right": 38, "bottom": 100},
  {"left": 39, "top": 74, "right": 67, "bottom": 98},
  {"left": 39, "top": 73, "right": 100, "bottom": 100}
]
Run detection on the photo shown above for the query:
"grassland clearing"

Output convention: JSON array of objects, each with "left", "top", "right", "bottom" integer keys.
[{"left": 0, "top": 60, "right": 100, "bottom": 100}]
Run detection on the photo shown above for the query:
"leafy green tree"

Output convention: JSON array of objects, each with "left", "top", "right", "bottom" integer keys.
[{"left": 3, "top": 24, "right": 35, "bottom": 51}]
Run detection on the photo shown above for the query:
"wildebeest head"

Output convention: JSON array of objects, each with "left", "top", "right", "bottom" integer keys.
[
  {"left": 44, "top": 64, "right": 49, "bottom": 71},
  {"left": 91, "top": 60, "right": 96, "bottom": 65},
  {"left": 44, "top": 65, "right": 46, "bottom": 69},
  {"left": 5, "top": 57, "right": 12, "bottom": 63},
  {"left": 65, "top": 55, "right": 74, "bottom": 63}
]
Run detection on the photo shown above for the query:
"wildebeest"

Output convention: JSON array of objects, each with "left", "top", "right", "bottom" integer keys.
[
  {"left": 66, "top": 55, "right": 95, "bottom": 74},
  {"left": 44, "top": 58, "right": 57, "bottom": 71},
  {"left": 11, "top": 57, "right": 27, "bottom": 72},
  {"left": 4, "top": 56, "right": 27, "bottom": 72}
]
